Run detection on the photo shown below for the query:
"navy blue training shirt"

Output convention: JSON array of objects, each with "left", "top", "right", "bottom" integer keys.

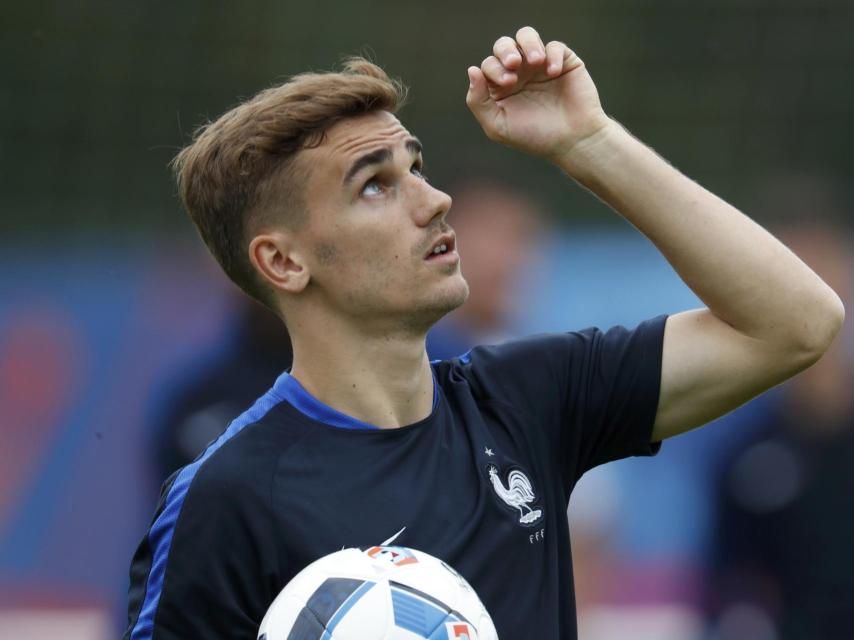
[{"left": 125, "top": 315, "right": 667, "bottom": 639}]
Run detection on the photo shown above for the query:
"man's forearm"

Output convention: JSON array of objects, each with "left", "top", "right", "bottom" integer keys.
[{"left": 556, "top": 118, "right": 844, "bottom": 351}]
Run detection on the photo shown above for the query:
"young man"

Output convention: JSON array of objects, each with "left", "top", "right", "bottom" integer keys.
[{"left": 124, "top": 27, "right": 844, "bottom": 639}]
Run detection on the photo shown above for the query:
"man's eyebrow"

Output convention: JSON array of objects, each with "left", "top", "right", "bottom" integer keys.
[
  {"left": 342, "top": 138, "right": 424, "bottom": 186},
  {"left": 406, "top": 138, "right": 423, "bottom": 156},
  {"left": 343, "top": 148, "right": 392, "bottom": 186}
]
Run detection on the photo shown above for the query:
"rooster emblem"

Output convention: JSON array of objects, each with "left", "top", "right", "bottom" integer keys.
[{"left": 487, "top": 464, "right": 543, "bottom": 525}]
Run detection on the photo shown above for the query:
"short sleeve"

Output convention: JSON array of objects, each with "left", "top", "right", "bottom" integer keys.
[{"left": 455, "top": 315, "right": 667, "bottom": 486}]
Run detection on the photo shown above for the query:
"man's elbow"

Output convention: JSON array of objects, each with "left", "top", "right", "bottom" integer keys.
[{"left": 790, "top": 288, "right": 846, "bottom": 367}]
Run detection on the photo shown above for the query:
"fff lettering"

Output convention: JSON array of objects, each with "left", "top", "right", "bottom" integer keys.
[{"left": 529, "top": 528, "right": 545, "bottom": 544}]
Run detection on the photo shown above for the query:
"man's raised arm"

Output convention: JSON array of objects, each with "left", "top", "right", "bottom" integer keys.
[{"left": 466, "top": 26, "right": 845, "bottom": 441}]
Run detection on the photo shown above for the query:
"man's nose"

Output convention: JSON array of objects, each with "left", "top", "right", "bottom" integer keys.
[{"left": 414, "top": 181, "right": 453, "bottom": 227}]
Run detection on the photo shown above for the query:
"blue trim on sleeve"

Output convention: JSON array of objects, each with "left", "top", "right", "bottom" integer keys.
[
  {"left": 129, "top": 388, "right": 283, "bottom": 640},
  {"left": 273, "top": 371, "right": 438, "bottom": 431}
]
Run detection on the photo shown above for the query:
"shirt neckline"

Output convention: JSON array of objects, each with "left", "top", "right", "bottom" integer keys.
[{"left": 272, "top": 369, "right": 439, "bottom": 431}]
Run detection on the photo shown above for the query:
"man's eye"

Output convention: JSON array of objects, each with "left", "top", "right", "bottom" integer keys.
[
  {"left": 411, "top": 164, "right": 427, "bottom": 180},
  {"left": 361, "top": 179, "right": 383, "bottom": 196}
]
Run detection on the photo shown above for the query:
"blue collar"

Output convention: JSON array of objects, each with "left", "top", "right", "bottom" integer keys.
[{"left": 273, "top": 370, "right": 439, "bottom": 431}]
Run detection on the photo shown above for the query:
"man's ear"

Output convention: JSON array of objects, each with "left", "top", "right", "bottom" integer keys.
[{"left": 249, "top": 231, "right": 310, "bottom": 294}]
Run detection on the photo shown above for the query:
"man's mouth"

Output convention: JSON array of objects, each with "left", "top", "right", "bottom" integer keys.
[{"left": 424, "top": 233, "right": 456, "bottom": 260}]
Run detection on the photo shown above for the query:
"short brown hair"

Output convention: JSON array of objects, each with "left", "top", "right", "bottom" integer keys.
[{"left": 172, "top": 57, "right": 407, "bottom": 309}]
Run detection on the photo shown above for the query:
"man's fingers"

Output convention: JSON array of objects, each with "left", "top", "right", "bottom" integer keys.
[
  {"left": 493, "top": 36, "right": 522, "bottom": 70},
  {"left": 465, "top": 66, "right": 500, "bottom": 137},
  {"left": 466, "top": 66, "right": 492, "bottom": 106},
  {"left": 480, "top": 55, "right": 515, "bottom": 86},
  {"left": 545, "top": 40, "right": 566, "bottom": 76},
  {"left": 515, "top": 26, "right": 545, "bottom": 64}
]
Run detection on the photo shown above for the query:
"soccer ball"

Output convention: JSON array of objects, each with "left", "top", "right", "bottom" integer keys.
[{"left": 258, "top": 545, "right": 498, "bottom": 639}]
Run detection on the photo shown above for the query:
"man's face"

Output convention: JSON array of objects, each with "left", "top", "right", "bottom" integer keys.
[{"left": 294, "top": 111, "right": 469, "bottom": 332}]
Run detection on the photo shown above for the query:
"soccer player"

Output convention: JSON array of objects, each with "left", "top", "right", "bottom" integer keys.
[{"left": 124, "top": 27, "right": 844, "bottom": 639}]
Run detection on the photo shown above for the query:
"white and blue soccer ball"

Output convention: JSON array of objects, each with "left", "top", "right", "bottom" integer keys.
[{"left": 257, "top": 545, "right": 498, "bottom": 639}]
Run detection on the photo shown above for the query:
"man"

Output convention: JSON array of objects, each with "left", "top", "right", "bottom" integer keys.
[{"left": 124, "top": 27, "right": 844, "bottom": 639}]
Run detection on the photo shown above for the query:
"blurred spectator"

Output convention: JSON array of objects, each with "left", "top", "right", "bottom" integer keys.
[
  {"left": 152, "top": 300, "right": 292, "bottom": 481},
  {"left": 706, "top": 177, "right": 853, "bottom": 640},
  {"left": 427, "top": 180, "right": 544, "bottom": 360}
]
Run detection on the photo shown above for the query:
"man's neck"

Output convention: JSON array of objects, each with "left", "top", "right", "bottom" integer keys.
[{"left": 288, "top": 314, "right": 435, "bottom": 429}]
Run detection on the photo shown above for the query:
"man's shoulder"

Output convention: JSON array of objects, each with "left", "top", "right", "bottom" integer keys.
[
  {"left": 175, "top": 392, "right": 313, "bottom": 508},
  {"left": 430, "top": 322, "right": 663, "bottom": 420},
  {"left": 431, "top": 330, "right": 595, "bottom": 389},
  {"left": 433, "top": 319, "right": 666, "bottom": 380}
]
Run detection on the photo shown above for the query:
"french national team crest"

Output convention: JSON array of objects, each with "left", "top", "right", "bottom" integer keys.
[{"left": 486, "top": 464, "right": 543, "bottom": 526}]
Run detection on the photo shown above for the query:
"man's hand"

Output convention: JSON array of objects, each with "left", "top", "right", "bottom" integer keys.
[{"left": 466, "top": 26, "right": 610, "bottom": 162}]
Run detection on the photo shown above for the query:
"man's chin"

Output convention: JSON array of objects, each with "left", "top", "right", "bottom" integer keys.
[
  {"left": 398, "top": 278, "right": 469, "bottom": 333},
  {"left": 421, "top": 279, "right": 470, "bottom": 322}
]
